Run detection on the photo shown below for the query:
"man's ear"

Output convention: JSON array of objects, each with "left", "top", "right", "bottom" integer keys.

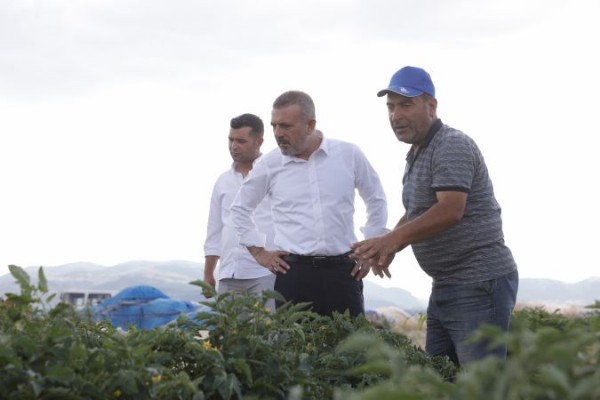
[{"left": 428, "top": 97, "right": 438, "bottom": 117}]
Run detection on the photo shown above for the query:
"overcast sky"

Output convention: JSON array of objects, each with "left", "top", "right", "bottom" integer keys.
[{"left": 1, "top": 0, "right": 598, "bottom": 299}]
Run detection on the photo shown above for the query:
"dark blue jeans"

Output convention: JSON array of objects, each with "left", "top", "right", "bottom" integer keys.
[{"left": 426, "top": 270, "right": 518, "bottom": 367}]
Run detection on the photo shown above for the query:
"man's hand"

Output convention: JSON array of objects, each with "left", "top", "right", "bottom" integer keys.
[
  {"left": 203, "top": 255, "right": 219, "bottom": 298},
  {"left": 350, "top": 261, "right": 371, "bottom": 280},
  {"left": 248, "top": 246, "right": 290, "bottom": 274},
  {"left": 351, "top": 234, "right": 399, "bottom": 278},
  {"left": 202, "top": 273, "right": 217, "bottom": 298},
  {"left": 369, "top": 253, "right": 395, "bottom": 278}
]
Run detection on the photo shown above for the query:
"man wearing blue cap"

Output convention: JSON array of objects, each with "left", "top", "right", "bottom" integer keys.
[{"left": 352, "top": 66, "right": 518, "bottom": 367}]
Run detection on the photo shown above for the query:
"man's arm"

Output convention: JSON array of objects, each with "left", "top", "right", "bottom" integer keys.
[
  {"left": 230, "top": 162, "right": 269, "bottom": 249},
  {"left": 352, "top": 191, "right": 467, "bottom": 273},
  {"left": 203, "top": 255, "right": 219, "bottom": 297},
  {"left": 350, "top": 146, "right": 388, "bottom": 279},
  {"left": 395, "top": 213, "right": 408, "bottom": 228},
  {"left": 353, "top": 146, "right": 389, "bottom": 238},
  {"left": 391, "top": 191, "right": 466, "bottom": 247},
  {"left": 231, "top": 162, "right": 291, "bottom": 273},
  {"left": 203, "top": 179, "right": 223, "bottom": 296}
]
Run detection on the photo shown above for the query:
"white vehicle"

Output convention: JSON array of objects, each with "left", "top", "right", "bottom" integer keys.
[{"left": 59, "top": 290, "right": 114, "bottom": 309}]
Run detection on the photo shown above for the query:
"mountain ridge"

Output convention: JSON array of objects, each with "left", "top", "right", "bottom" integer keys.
[
  {"left": 0, "top": 261, "right": 427, "bottom": 313},
  {"left": 2, "top": 261, "right": 598, "bottom": 314}
]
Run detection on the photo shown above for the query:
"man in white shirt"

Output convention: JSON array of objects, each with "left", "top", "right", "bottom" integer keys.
[
  {"left": 203, "top": 113, "right": 276, "bottom": 311},
  {"left": 230, "top": 91, "right": 388, "bottom": 317}
]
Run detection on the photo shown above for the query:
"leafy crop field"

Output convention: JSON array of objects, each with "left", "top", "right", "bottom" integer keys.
[{"left": 1, "top": 265, "right": 599, "bottom": 399}]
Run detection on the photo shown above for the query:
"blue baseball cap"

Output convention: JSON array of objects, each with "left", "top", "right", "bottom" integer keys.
[{"left": 377, "top": 66, "right": 436, "bottom": 98}]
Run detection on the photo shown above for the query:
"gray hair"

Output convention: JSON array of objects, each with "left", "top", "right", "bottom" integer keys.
[{"left": 272, "top": 90, "right": 316, "bottom": 121}]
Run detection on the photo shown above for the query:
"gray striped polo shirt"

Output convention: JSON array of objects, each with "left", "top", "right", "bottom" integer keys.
[{"left": 403, "top": 120, "right": 517, "bottom": 284}]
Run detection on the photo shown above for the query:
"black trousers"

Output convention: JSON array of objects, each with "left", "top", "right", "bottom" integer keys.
[{"left": 274, "top": 256, "right": 364, "bottom": 317}]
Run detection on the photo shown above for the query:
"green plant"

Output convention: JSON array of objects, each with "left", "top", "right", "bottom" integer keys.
[{"left": 3, "top": 266, "right": 599, "bottom": 399}]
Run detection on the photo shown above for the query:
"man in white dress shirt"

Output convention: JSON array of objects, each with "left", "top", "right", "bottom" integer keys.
[
  {"left": 203, "top": 113, "right": 276, "bottom": 311},
  {"left": 230, "top": 91, "right": 388, "bottom": 317}
]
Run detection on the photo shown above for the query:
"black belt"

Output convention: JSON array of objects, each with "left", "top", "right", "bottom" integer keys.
[{"left": 282, "top": 252, "right": 354, "bottom": 267}]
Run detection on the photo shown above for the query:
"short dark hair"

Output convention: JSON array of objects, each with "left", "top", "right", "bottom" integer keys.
[
  {"left": 273, "top": 90, "right": 316, "bottom": 121},
  {"left": 230, "top": 113, "right": 264, "bottom": 138}
]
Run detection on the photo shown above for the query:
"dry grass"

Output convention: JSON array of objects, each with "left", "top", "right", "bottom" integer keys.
[
  {"left": 370, "top": 303, "right": 598, "bottom": 358},
  {"left": 367, "top": 310, "right": 427, "bottom": 349},
  {"left": 391, "top": 313, "right": 427, "bottom": 349},
  {"left": 515, "top": 301, "right": 591, "bottom": 317}
]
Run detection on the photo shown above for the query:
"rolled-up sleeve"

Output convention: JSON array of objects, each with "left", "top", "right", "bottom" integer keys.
[
  {"left": 203, "top": 181, "right": 223, "bottom": 256},
  {"left": 354, "top": 147, "right": 389, "bottom": 238},
  {"left": 230, "top": 161, "right": 269, "bottom": 248}
]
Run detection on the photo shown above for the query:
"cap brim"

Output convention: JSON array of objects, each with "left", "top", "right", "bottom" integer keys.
[{"left": 377, "top": 87, "right": 424, "bottom": 98}]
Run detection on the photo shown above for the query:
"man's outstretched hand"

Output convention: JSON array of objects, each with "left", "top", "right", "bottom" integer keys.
[{"left": 351, "top": 235, "right": 398, "bottom": 278}]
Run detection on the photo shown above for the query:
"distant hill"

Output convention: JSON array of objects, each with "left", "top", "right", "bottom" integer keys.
[
  {"left": 3, "top": 262, "right": 598, "bottom": 314},
  {"left": 363, "top": 281, "right": 424, "bottom": 313},
  {"left": 0, "top": 260, "right": 426, "bottom": 314},
  {"left": 517, "top": 277, "right": 600, "bottom": 307},
  {"left": 0, "top": 261, "right": 205, "bottom": 305}
]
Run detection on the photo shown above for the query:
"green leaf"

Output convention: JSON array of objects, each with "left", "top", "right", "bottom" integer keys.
[
  {"left": 347, "top": 360, "right": 393, "bottom": 376},
  {"left": 45, "top": 364, "right": 75, "bottom": 384},
  {"left": 231, "top": 358, "right": 253, "bottom": 383},
  {"left": 216, "top": 373, "right": 242, "bottom": 400},
  {"left": 537, "top": 364, "right": 570, "bottom": 394},
  {"left": 38, "top": 267, "right": 48, "bottom": 293},
  {"left": 9, "top": 265, "right": 31, "bottom": 289}
]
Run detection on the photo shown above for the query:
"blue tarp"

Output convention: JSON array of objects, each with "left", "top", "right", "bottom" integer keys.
[{"left": 92, "top": 285, "right": 206, "bottom": 330}]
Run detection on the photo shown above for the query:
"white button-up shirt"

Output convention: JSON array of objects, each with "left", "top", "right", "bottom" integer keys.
[
  {"left": 203, "top": 163, "right": 274, "bottom": 280},
  {"left": 231, "top": 137, "right": 388, "bottom": 256}
]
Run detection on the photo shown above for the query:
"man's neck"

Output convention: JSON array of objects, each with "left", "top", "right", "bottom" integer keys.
[
  {"left": 297, "top": 132, "right": 323, "bottom": 160},
  {"left": 234, "top": 154, "right": 261, "bottom": 177}
]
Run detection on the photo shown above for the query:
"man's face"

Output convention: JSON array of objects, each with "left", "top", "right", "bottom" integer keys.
[
  {"left": 271, "top": 104, "right": 315, "bottom": 158},
  {"left": 386, "top": 92, "right": 437, "bottom": 146},
  {"left": 228, "top": 126, "right": 262, "bottom": 163}
]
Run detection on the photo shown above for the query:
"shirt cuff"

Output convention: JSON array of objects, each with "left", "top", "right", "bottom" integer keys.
[
  {"left": 239, "top": 231, "right": 267, "bottom": 248},
  {"left": 360, "top": 226, "right": 390, "bottom": 239}
]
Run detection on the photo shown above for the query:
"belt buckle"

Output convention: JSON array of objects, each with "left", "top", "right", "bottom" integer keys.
[{"left": 311, "top": 256, "right": 328, "bottom": 267}]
